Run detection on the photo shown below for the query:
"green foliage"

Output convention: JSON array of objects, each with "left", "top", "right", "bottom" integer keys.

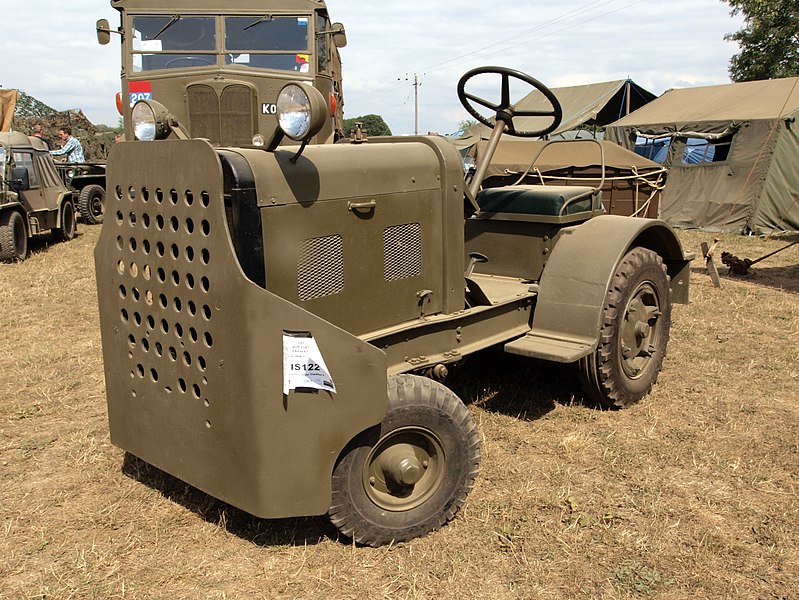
[
  {"left": 343, "top": 114, "right": 392, "bottom": 137},
  {"left": 723, "top": 0, "right": 799, "bottom": 81}
]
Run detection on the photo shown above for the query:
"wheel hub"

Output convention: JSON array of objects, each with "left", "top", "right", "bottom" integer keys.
[
  {"left": 362, "top": 427, "right": 445, "bottom": 512},
  {"left": 621, "top": 283, "right": 661, "bottom": 378}
]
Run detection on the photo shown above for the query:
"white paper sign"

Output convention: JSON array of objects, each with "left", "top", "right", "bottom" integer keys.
[{"left": 282, "top": 332, "right": 337, "bottom": 395}]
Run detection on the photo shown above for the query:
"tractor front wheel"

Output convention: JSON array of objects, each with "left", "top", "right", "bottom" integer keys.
[
  {"left": 329, "top": 374, "right": 481, "bottom": 547},
  {"left": 579, "top": 247, "right": 671, "bottom": 409}
]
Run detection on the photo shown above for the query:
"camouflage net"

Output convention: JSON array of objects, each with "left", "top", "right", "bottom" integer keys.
[{"left": 9, "top": 91, "right": 117, "bottom": 161}]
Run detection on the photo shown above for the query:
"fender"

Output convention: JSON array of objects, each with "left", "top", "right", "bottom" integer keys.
[{"left": 509, "top": 215, "right": 691, "bottom": 363}]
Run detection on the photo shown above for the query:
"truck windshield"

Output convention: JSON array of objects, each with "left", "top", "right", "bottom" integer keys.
[
  {"left": 132, "top": 16, "right": 216, "bottom": 72},
  {"left": 224, "top": 16, "right": 311, "bottom": 72},
  {"left": 130, "top": 14, "right": 312, "bottom": 74}
]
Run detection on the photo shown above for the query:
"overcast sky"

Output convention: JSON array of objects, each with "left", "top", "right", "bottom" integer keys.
[{"left": 0, "top": 0, "right": 744, "bottom": 135}]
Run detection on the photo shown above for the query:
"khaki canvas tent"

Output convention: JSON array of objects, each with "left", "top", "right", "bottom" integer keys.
[
  {"left": 456, "top": 79, "right": 656, "bottom": 144},
  {"left": 605, "top": 77, "right": 799, "bottom": 234},
  {"left": 1, "top": 89, "right": 19, "bottom": 132}
]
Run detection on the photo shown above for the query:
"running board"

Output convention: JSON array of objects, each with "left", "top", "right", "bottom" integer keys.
[{"left": 504, "top": 330, "right": 595, "bottom": 363}]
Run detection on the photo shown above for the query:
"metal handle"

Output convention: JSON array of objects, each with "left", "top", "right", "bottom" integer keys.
[{"left": 347, "top": 200, "right": 376, "bottom": 211}]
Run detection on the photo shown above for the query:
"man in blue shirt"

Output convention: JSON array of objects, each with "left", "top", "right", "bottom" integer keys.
[{"left": 50, "top": 127, "right": 85, "bottom": 162}]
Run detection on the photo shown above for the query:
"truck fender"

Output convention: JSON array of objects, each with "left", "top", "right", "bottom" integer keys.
[{"left": 523, "top": 215, "right": 691, "bottom": 363}]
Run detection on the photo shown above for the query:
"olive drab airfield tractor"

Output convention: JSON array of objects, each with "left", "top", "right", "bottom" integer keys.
[
  {"left": 96, "top": 0, "right": 347, "bottom": 146},
  {"left": 95, "top": 67, "right": 692, "bottom": 546},
  {"left": 1, "top": 133, "right": 77, "bottom": 261}
]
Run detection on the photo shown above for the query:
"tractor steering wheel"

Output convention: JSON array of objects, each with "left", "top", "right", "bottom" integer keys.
[{"left": 457, "top": 67, "right": 563, "bottom": 138}]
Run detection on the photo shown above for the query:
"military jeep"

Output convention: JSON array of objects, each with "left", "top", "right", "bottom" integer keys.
[
  {"left": 95, "top": 67, "right": 692, "bottom": 546},
  {"left": 1, "top": 132, "right": 77, "bottom": 261}
]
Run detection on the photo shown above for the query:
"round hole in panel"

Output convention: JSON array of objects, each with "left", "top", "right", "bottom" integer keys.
[
  {"left": 173, "top": 297, "right": 182, "bottom": 312},
  {"left": 160, "top": 319, "right": 170, "bottom": 334},
  {"left": 188, "top": 301, "right": 197, "bottom": 316},
  {"left": 150, "top": 368, "right": 159, "bottom": 382},
  {"left": 131, "top": 287, "right": 141, "bottom": 302},
  {"left": 185, "top": 191, "right": 194, "bottom": 206},
  {"left": 155, "top": 188, "right": 164, "bottom": 203},
  {"left": 141, "top": 187, "right": 150, "bottom": 202},
  {"left": 200, "top": 277, "right": 210, "bottom": 293},
  {"left": 169, "top": 346, "right": 177, "bottom": 361},
  {"left": 204, "top": 399, "right": 210, "bottom": 407},
  {"left": 201, "top": 220, "right": 210, "bottom": 236},
  {"left": 133, "top": 312, "right": 142, "bottom": 326},
  {"left": 128, "top": 186, "right": 137, "bottom": 201},
  {"left": 156, "top": 242, "right": 165, "bottom": 257},
  {"left": 121, "top": 308, "right": 129, "bottom": 323},
  {"left": 147, "top": 315, "right": 155, "bottom": 330},
  {"left": 202, "top": 305, "right": 212, "bottom": 321},
  {"left": 192, "top": 384, "right": 201, "bottom": 399},
  {"left": 128, "top": 212, "right": 137, "bottom": 227},
  {"left": 197, "top": 356, "right": 207, "bottom": 371},
  {"left": 170, "top": 216, "right": 179, "bottom": 232},
  {"left": 116, "top": 236, "right": 124, "bottom": 250},
  {"left": 143, "top": 239, "right": 151, "bottom": 255},
  {"left": 171, "top": 244, "right": 180, "bottom": 260},
  {"left": 189, "top": 327, "right": 198, "bottom": 343},
  {"left": 185, "top": 218, "right": 194, "bottom": 234},
  {"left": 145, "top": 290, "right": 153, "bottom": 305},
  {"left": 129, "top": 238, "right": 137, "bottom": 252},
  {"left": 141, "top": 338, "right": 150, "bottom": 352},
  {"left": 116, "top": 211, "right": 124, "bottom": 225},
  {"left": 130, "top": 262, "right": 139, "bottom": 278},
  {"left": 201, "top": 191, "right": 210, "bottom": 208},
  {"left": 136, "top": 363, "right": 144, "bottom": 377},
  {"left": 203, "top": 331, "right": 213, "bottom": 348},
  {"left": 142, "top": 213, "right": 151, "bottom": 228},
  {"left": 117, "top": 260, "right": 125, "bottom": 274},
  {"left": 115, "top": 186, "right": 123, "bottom": 201},
  {"left": 183, "top": 352, "right": 192, "bottom": 366},
  {"left": 201, "top": 249, "right": 210, "bottom": 265},
  {"left": 156, "top": 215, "right": 165, "bottom": 230},
  {"left": 179, "top": 378, "right": 187, "bottom": 393},
  {"left": 143, "top": 264, "right": 152, "bottom": 280},
  {"left": 159, "top": 294, "right": 168, "bottom": 309},
  {"left": 119, "top": 285, "right": 127, "bottom": 299},
  {"left": 186, "top": 273, "right": 195, "bottom": 289},
  {"left": 155, "top": 342, "right": 163, "bottom": 357},
  {"left": 157, "top": 267, "right": 166, "bottom": 283},
  {"left": 185, "top": 246, "right": 195, "bottom": 262},
  {"left": 170, "top": 189, "right": 179, "bottom": 205},
  {"left": 205, "top": 420, "right": 211, "bottom": 429},
  {"left": 172, "top": 271, "right": 181, "bottom": 286},
  {"left": 175, "top": 323, "right": 184, "bottom": 338},
  {"left": 127, "top": 334, "right": 136, "bottom": 348}
]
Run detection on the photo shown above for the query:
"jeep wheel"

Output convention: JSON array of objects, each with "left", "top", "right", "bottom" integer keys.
[
  {"left": 579, "top": 247, "right": 671, "bottom": 409},
  {"left": 0, "top": 211, "right": 28, "bottom": 261},
  {"left": 329, "top": 374, "right": 481, "bottom": 547},
  {"left": 53, "top": 201, "right": 77, "bottom": 242},
  {"left": 79, "top": 184, "right": 106, "bottom": 224}
]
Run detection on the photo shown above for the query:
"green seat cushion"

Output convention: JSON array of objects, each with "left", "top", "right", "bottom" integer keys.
[{"left": 477, "top": 185, "right": 595, "bottom": 216}]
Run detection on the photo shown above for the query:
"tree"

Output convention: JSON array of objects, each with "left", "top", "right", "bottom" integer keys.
[
  {"left": 343, "top": 114, "right": 392, "bottom": 137},
  {"left": 723, "top": 0, "right": 799, "bottom": 82}
]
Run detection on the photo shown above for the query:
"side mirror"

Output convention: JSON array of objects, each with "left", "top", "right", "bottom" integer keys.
[
  {"left": 11, "top": 167, "right": 30, "bottom": 192},
  {"left": 331, "top": 22, "right": 347, "bottom": 48},
  {"left": 96, "top": 19, "right": 112, "bottom": 45}
]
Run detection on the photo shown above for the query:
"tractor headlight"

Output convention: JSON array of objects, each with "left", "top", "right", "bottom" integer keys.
[
  {"left": 276, "top": 83, "right": 327, "bottom": 142},
  {"left": 131, "top": 99, "right": 172, "bottom": 141}
]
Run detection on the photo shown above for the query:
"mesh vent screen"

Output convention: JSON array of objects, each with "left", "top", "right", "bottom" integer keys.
[
  {"left": 383, "top": 223, "right": 422, "bottom": 281},
  {"left": 297, "top": 235, "right": 344, "bottom": 301}
]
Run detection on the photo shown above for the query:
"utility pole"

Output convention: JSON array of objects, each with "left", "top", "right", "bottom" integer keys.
[{"left": 400, "top": 73, "right": 421, "bottom": 135}]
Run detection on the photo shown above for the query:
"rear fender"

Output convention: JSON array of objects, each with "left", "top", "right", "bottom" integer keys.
[{"left": 526, "top": 215, "right": 691, "bottom": 362}]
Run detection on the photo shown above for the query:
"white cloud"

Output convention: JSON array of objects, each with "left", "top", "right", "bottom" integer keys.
[{"left": 0, "top": 0, "right": 744, "bottom": 132}]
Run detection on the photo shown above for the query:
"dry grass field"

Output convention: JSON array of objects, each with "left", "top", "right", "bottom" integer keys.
[{"left": 1, "top": 224, "right": 797, "bottom": 599}]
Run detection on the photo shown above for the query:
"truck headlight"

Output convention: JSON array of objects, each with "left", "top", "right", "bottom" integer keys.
[
  {"left": 276, "top": 83, "right": 327, "bottom": 142},
  {"left": 131, "top": 99, "right": 171, "bottom": 141}
]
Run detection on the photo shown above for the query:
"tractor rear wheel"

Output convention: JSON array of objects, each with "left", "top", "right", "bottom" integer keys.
[
  {"left": 53, "top": 201, "right": 76, "bottom": 242},
  {"left": 79, "top": 184, "right": 106, "bottom": 225},
  {"left": 579, "top": 247, "right": 671, "bottom": 409},
  {"left": 0, "top": 210, "right": 28, "bottom": 261},
  {"left": 329, "top": 374, "right": 481, "bottom": 547}
]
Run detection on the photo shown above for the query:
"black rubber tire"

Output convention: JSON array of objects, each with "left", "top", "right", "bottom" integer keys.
[
  {"left": 79, "top": 184, "right": 106, "bottom": 225},
  {"left": 579, "top": 247, "right": 671, "bottom": 409},
  {"left": 53, "top": 201, "right": 77, "bottom": 242},
  {"left": 0, "top": 210, "right": 28, "bottom": 262},
  {"left": 329, "top": 374, "right": 481, "bottom": 547}
]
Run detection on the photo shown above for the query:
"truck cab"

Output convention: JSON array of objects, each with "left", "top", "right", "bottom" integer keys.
[{"left": 98, "top": 0, "right": 347, "bottom": 146}]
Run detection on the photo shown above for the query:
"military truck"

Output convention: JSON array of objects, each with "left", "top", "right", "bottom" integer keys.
[
  {"left": 55, "top": 161, "right": 107, "bottom": 225},
  {"left": 96, "top": 0, "right": 347, "bottom": 146},
  {"left": 1, "top": 132, "right": 77, "bottom": 261},
  {"left": 95, "top": 67, "right": 692, "bottom": 546}
]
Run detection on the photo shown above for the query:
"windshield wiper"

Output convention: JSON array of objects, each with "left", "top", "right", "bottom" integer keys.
[
  {"left": 154, "top": 14, "right": 181, "bottom": 39},
  {"left": 243, "top": 14, "right": 273, "bottom": 31}
]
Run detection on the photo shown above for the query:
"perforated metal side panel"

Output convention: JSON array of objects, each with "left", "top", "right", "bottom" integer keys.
[{"left": 96, "top": 140, "right": 387, "bottom": 519}]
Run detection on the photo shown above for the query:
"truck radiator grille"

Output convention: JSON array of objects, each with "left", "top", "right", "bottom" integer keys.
[
  {"left": 297, "top": 235, "right": 344, "bottom": 301},
  {"left": 383, "top": 222, "right": 422, "bottom": 281},
  {"left": 187, "top": 84, "right": 254, "bottom": 146}
]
